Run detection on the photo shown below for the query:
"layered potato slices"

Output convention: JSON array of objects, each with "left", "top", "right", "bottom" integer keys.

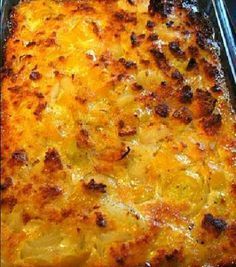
[{"left": 1, "top": 0, "right": 236, "bottom": 266}]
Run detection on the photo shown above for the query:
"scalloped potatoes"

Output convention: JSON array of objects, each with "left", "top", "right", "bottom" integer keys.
[{"left": 1, "top": 0, "right": 236, "bottom": 266}]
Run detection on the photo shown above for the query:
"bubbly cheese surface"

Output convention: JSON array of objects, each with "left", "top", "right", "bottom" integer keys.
[{"left": 1, "top": 0, "right": 236, "bottom": 266}]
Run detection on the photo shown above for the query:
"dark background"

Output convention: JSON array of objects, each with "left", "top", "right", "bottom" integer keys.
[{"left": 224, "top": 0, "right": 236, "bottom": 38}]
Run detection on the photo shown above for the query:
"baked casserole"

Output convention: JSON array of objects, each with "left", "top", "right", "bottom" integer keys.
[{"left": 1, "top": 0, "right": 236, "bottom": 266}]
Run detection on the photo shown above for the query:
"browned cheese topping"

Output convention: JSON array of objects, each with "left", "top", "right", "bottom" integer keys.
[{"left": 1, "top": 0, "right": 236, "bottom": 266}]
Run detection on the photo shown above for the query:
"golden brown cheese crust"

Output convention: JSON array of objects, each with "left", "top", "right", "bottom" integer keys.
[{"left": 1, "top": 0, "right": 236, "bottom": 266}]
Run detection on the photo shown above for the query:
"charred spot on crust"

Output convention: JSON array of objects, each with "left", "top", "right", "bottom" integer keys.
[
  {"left": 54, "top": 70, "right": 62, "bottom": 77},
  {"left": 58, "top": 55, "right": 65, "bottom": 62},
  {"left": 231, "top": 184, "right": 236, "bottom": 196},
  {"left": 44, "top": 38, "right": 56, "bottom": 47},
  {"left": 186, "top": 57, "right": 198, "bottom": 71},
  {"left": 227, "top": 223, "right": 236, "bottom": 247},
  {"left": 136, "top": 91, "right": 158, "bottom": 108},
  {"left": 187, "top": 10, "right": 214, "bottom": 51},
  {"left": 166, "top": 20, "right": 174, "bottom": 27},
  {"left": 196, "top": 31, "right": 214, "bottom": 52},
  {"left": 116, "top": 257, "right": 125, "bottom": 265},
  {"left": 95, "top": 212, "right": 107, "bottom": 227},
  {"left": 155, "top": 103, "right": 169, "bottom": 118},
  {"left": 119, "top": 146, "right": 131, "bottom": 160},
  {"left": 0, "top": 177, "right": 13, "bottom": 191},
  {"left": 217, "top": 262, "right": 236, "bottom": 267},
  {"left": 188, "top": 10, "right": 202, "bottom": 24},
  {"left": 173, "top": 106, "right": 192, "bottom": 124},
  {"left": 161, "top": 81, "right": 167, "bottom": 87},
  {"left": 33, "top": 102, "right": 47, "bottom": 118},
  {"left": 0, "top": 196, "right": 17, "bottom": 210},
  {"left": 34, "top": 92, "right": 45, "bottom": 98},
  {"left": 29, "top": 71, "right": 42, "bottom": 81},
  {"left": 116, "top": 73, "right": 127, "bottom": 81},
  {"left": 22, "top": 213, "right": 31, "bottom": 224},
  {"left": 148, "top": 33, "right": 159, "bottom": 41},
  {"left": 179, "top": 85, "right": 193, "bottom": 103},
  {"left": 40, "top": 185, "right": 62, "bottom": 199},
  {"left": 127, "top": 0, "right": 136, "bottom": 5},
  {"left": 171, "top": 70, "right": 183, "bottom": 82},
  {"left": 140, "top": 59, "right": 151, "bottom": 66},
  {"left": 168, "top": 41, "right": 185, "bottom": 58},
  {"left": 165, "top": 249, "right": 180, "bottom": 261},
  {"left": 99, "top": 53, "right": 112, "bottom": 67},
  {"left": 119, "top": 58, "right": 137, "bottom": 69},
  {"left": 195, "top": 89, "right": 217, "bottom": 117},
  {"left": 75, "top": 96, "right": 87, "bottom": 104},
  {"left": 200, "top": 113, "right": 222, "bottom": 135},
  {"left": 146, "top": 20, "right": 156, "bottom": 29},
  {"left": 152, "top": 248, "right": 183, "bottom": 265},
  {"left": 0, "top": 67, "right": 14, "bottom": 80},
  {"left": 7, "top": 85, "right": 21, "bottom": 93},
  {"left": 132, "top": 83, "right": 143, "bottom": 91},
  {"left": 118, "top": 127, "right": 137, "bottom": 137},
  {"left": 118, "top": 120, "right": 125, "bottom": 129},
  {"left": 84, "top": 179, "right": 107, "bottom": 193},
  {"left": 148, "top": 0, "right": 174, "bottom": 17},
  {"left": 150, "top": 48, "right": 170, "bottom": 71},
  {"left": 11, "top": 149, "right": 28, "bottom": 165},
  {"left": 211, "top": 84, "right": 222, "bottom": 93},
  {"left": 114, "top": 10, "right": 137, "bottom": 24},
  {"left": 196, "top": 31, "right": 208, "bottom": 49},
  {"left": 130, "top": 32, "right": 145, "bottom": 47},
  {"left": 202, "top": 213, "right": 227, "bottom": 236},
  {"left": 130, "top": 32, "right": 138, "bottom": 46},
  {"left": 188, "top": 10, "right": 213, "bottom": 39},
  {"left": 188, "top": 45, "right": 199, "bottom": 57},
  {"left": 26, "top": 41, "right": 36, "bottom": 47},
  {"left": 7, "top": 9, "right": 18, "bottom": 37},
  {"left": 20, "top": 54, "right": 33, "bottom": 61},
  {"left": 202, "top": 60, "right": 221, "bottom": 81},
  {"left": 76, "top": 129, "right": 91, "bottom": 148},
  {"left": 61, "top": 208, "right": 73, "bottom": 219},
  {"left": 73, "top": 3, "right": 94, "bottom": 13},
  {"left": 91, "top": 21, "right": 101, "bottom": 37},
  {"left": 118, "top": 120, "right": 137, "bottom": 137},
  {"left": 44, "top": 148, "right": 63, "bottom": 172}
]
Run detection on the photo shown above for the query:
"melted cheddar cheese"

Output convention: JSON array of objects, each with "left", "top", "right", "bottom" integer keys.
[{"left": 1, "top": 0, "right": 236, "bottom": 266}]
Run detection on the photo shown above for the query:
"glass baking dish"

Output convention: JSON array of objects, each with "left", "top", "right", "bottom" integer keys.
[{"left": 1, "top": 0, "right": 236, "bottom": 106}]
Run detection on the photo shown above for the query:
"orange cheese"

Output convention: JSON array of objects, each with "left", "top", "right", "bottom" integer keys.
[{"left": 1, "top": 0, "right": 236, "bottom": 266}]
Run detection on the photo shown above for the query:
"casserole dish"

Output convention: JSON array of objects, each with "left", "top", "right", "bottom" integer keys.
[
  {"left": 1, "top": 0, "right": 236, "bottom": 266},
  {"left": 1, "top": 0, "right": 235, "bottom": 100}
]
